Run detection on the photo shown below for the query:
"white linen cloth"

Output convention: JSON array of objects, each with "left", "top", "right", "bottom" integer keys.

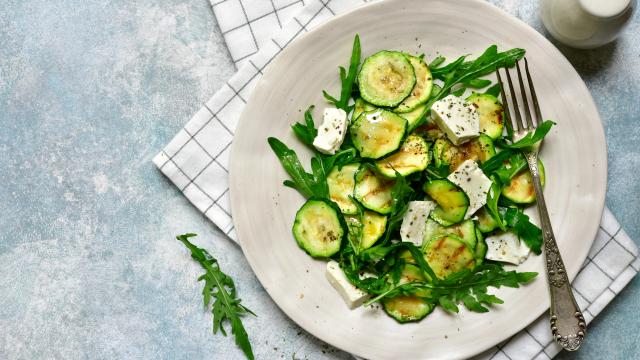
[{"left": 153, "top": 1, "right": 639, "bottom": 358}]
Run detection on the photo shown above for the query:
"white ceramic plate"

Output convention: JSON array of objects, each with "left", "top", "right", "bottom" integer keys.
[{"left": 230, "top": 0, "right": 607, "bottom": 358}]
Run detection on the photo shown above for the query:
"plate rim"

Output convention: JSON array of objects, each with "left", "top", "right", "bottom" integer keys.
[{"left": 229, "top": 0, "right": 607, "bottom": 358}]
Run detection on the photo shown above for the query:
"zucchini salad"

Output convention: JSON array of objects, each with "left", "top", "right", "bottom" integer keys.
[{"left": 269, "top": 36, "right": 555, "bottom": 323}]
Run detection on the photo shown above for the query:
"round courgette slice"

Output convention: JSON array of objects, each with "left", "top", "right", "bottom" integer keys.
[
  {"left": 383, "top": 295, "right": 435, "bottom": 323},
  {"left": 353, "top": 165, "right": 395, "bottom": 214},
  {"left": 423, "top": 234, "right": 476, "bottom": 279},
  {"left": 292, "top": 199, "right": 344, "bottom": 257},
  {"left": 476, "top": 207, "right": 499, "bottom": 233},
  {"left": 423, "top": 218, "right": 477, "bottom": 250},
  {"left": 375, "top": 134, "right": 430, "bottom": 178},
  {"left": 353, "top": 98, "right": 377, "bottom": 122},
  {"left": 502, "top": 160, "right": 546, "bottom": 204},
  {"left": 399, "top": 103, "right": 428, "bottom": 131},
  {"left": 466, "top": 93, "right": 505, "bottom": 140},
  {"left": 474, "top": 228, "right": 487, "bottom": 266},
  {"left": 423, "top": 179, "right": 470, "bottom": 226},
  {"left": 344, "top": 210, "right": 387, "bottom": 250},
  {"left": 358, "top": 51, "right": 416, "bottom": 107},
  {"left": 350, "top": 109, "right": 407, "bottom": 159},
  {"left": 327, "top": 163, "right": 360, "bottom": 214},
  {"left": 435, "top": 134, "right": 496, "bottom": 171},
  {"left": 395, "top": 55, "right": 434, "bottom": 113}
]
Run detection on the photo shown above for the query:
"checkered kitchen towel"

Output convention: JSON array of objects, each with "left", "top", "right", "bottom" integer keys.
[{"left": 153, "top": 0, "right": 639, "bottom": 358}]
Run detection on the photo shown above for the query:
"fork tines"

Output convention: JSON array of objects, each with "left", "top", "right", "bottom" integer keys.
[{"left": 496, "top": 58, "right": 543, "bottom": 133}]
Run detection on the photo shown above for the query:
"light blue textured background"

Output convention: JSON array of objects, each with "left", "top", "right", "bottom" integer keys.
[{"left": 0, "top": 0, "right": 638, "bottom": 359}]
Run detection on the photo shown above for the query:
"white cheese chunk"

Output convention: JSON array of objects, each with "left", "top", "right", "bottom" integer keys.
[
  {"left": 325, "top": 260, "right": 370, "bottom": 309},
  {"left": 485, "top": 232, "right": 531, "bottom": 265},
  {"left": 399, "top": 200, "right": 437, "bottom": 246},
  {"left": 448, "top": 160, "right": 492, "bottom": 219},
  {"left": 312, "top": 108, "right": 348, "bottom": 155},
  {"left": 431, "top": 95, "right": 480, "bottom": 145}
]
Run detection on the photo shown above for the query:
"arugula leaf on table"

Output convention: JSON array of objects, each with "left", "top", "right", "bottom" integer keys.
[
  {"left": 499, "top": 120, "right": 555, "bottom": 149},
  {"left": 291, "top": 106, "right": 318, "bottom": 147},
  {"left": 503, "top": 208, "right": 543, "bottom": 254},
  {"left": 177, "top": 233, "right": 255, "bottom": 360},
  {"left": 323, "top": 34, "right": 361, "bottom": 113}
]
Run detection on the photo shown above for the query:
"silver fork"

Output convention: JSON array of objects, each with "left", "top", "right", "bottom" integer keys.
[{"left": 496, "top": 58, "right": 586, "bottom": 352}]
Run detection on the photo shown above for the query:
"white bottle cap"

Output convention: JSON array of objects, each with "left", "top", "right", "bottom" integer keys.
[{"left": 579, "top": 0, "right": 631, "bottom": 18}]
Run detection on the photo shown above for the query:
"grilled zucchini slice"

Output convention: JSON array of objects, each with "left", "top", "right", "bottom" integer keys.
[
  {"left": 353, "top": 165, "right": 395, "bottom": 214},
  {"left": 434, "top": 134, "right": 496, "bottom": 171},
  {"left": 466, "top": 93, "right": 504, "bottom": 139},
  {"left": 423, "top": 218, "right": 477, "bottom": 250},
  {"left": 423, "top": 235, "right": 476, "bottom": 279},
  {"left": 399, "top": 104, "right": 428, "bottom": 131},
  {"left": 375, "top": 134, "right": 430, "bottom": 178},
  {"left": 383, "top": 295, "right": 435, "bottom": 323},
  {"left": 353, "top": 98, "right": 376, "bottom": 121},
  {"left": 476, "top": 207, "right": 499, "bottom": 233},
  {"left": 350, "top": 110, "right": 408, "bottom": 159},
  {"left": 423, "top": 179, "right": 469, "bottom": 226},
  {"left": 395, "top": 55, "right": 433, "bottom": 113},
  {"left": 344, "top": 210, "right": 387, "bottom": 249},
  {"left": 502, "top": 160, "right": 546, "bottom": 204},
  {"left": 358, "top": 51, "right": 416, "bottom": 107},
  {"left": 327, "top": 163, "right": 360, "bottom": 214},
  {"left": 474, "top": 228, "right": 487, "bottom": 265},
  {"left": 292, "top": 199, "right": 344, "bottom": 257}
]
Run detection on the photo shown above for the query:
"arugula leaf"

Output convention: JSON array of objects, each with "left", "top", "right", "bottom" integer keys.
[
  {"left": 291, "top": 106, "right": 318, "bottom": 147},
  {"left": 439, "top": 296, "right": 459, "bottom": 313},
  {"left": 428, "top": 46, "right": 525, "bottom": 106},
  {"left": 177, "top": 234, "right": 255, "bottom": 360},
  {"left": 345, "top": 197, "right": 365, "bottom": 255},
  {"left": 464, "top": 78, "right": 492, "bottom": 89},
  {"left": 323, "top": 35, "right": 361, "bottom": 113},
  {"left": 269, "top": 136, "right": 359, "bottom": 201},
  {"left": 484, "top": 83, "right": 501, "bottom": 97},
  {"left": 500, "top": 120, "right": 555, "bottom": 149},
  {"left": 425, "top": 163, "right": 451, "bottom": 180},
  {"left": 480, "top": 148, "right": 514, "bottom": 174},
  {"left": 364, "top": 263, "right": 537, "bottom": 313},
  {"left": 378, "top": 171, "right": 415, "bottom": 245},
  {"left": 267, "top": 137, "right": 326, "bottom": 198},
  {"left": 428, "top": 56, "right": 446, "bottom": 69},
  {"left": 503, "top": 208, "right": 543, "bottom": 254},
  {"left": 486, "top": 177, "right": 506, "bottom": 231},
  {"left": 493, "top": 153, "right": 528, "bottom": 185}
]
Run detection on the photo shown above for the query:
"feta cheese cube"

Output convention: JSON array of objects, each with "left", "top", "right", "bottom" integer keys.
[
  {"left": 485, "top": 232, "right": 531, "bottom": 265},
  {"left": 399, "top": 200, "right": 437, "bottom": 246},
  {"left": 447, "top": 160, "right": 492, "bottom": 219},
  {"left": 325, "top": 260, "right": 370, "bottom": 309},
  {"left": 313, "top": 108, "right": 348, "bottom": 155},
  {"left": 431, "top": 95, "right": 480, "bottom": 145}
]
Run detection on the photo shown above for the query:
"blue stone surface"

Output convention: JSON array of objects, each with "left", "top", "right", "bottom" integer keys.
[{"left": 0, "top": 0, "right": 637, "bottom": 359}]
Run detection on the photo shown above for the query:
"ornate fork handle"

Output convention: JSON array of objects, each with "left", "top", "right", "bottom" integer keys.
[{"left": 524, "top": 150, "right": 586, "bottom": 351}]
